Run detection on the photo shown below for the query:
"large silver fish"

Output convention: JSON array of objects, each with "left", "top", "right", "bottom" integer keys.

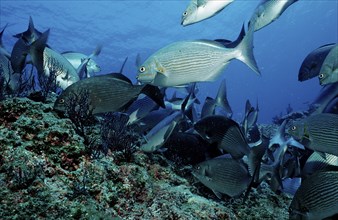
[
  {"left": 61, "top": 45, "right": 102, "bottom": 77},
  {"left": 319, "top": 44, "right": 338, "bottom": 85},
  {"left": 288, "top": 113, "right": 338, "bottom": 156},
  {"left": 192, "top": 157, "right": 251, "bottom": 198},
  {"left": 137, "top": 25, "right": 260, "bottom": 87},
  {"left": 309, "top": 82, "right": 338, "bottom": 114},
  {"left": 54, "top": 73, "right": 165, "bottom": 115},
  {"left": 298, "top": 44, "right": 335, "bottom": 82},
  {"left": 249, "top": 0, "right": 299, "bottom": 32},
  {"left": 302, "top": 152, "right": 338, "bottom": 179},
  {"left": 181, "top": 0, "right": 234, "bottom": 26},
  {"left": 289, "top": 171, "right": 338, "bottom": 220},
  {"left": 11, "top": 30, "right": 80, "bottom": 89}
]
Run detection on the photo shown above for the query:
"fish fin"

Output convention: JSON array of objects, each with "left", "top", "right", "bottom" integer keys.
[
  {"left": 215, "top": 79, "right": 233, "bottom": 115},
  {"left": 141, "top": 84, "right": 165, "bottom": 108},
  {"left": 119, "top": 57, "right": 128, "bottom": 74},
  {"left": 317, "top": 151, "right": 327, "bottom": 160},
  {"left": 234, "top": 24, "right": 260, "bottom": 75},
  {"left": 155, "top": 61, "right": 169, "bottom": 76},
  {"left": 212, "top": 190, "right": 222, "bottom": 199},
  {"left": 109, "top": 72, "right": 133, "bottom": 84},
  {"left": 136, "top": 53, "right": 142, "bottom": 67},
  {"left": 0, "top": 23, "right": 8, "bottom": 48},
  {"left": 90, "top": 44, "right": 102, "bottom": 57},
  {"left": 29, "top": 29, "right": 50, "bottom": 75}
]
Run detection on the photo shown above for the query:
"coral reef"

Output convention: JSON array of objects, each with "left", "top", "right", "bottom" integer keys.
[{"left": 0, "top": 96, "right": 292, "bottom": 219}]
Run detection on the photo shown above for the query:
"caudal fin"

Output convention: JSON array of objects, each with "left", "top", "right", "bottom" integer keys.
[
  {"left": 234, "top": 24, "right": 260, "bottom": 75},
  {"left": 141, "top": 84, "right": 165, "bottom": 108}
]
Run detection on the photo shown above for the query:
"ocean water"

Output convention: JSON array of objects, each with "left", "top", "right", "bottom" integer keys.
[{"left": 0, "top": 0, "right": 337, "bottom": 123}]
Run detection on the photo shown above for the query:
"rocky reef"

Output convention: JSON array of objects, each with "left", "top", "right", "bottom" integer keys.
[{"left": 0, "top": 96, "right": 292, "bottom": 219}]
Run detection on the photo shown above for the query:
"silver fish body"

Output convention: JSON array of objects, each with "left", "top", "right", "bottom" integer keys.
[
  {"left": 42, "top": 47, "right": 80, "bottom": 89},
  {"left": 289, "top": 171, "right": 338, "bottom": 220},
  {"left": 0, "top": 53, "right": 20, "bottom": 92},
  {"left": 62, "top": 50, "right": 101, "bottom": 76},
  {"left": 137, "top": 25, "right": 260, "bottom": 87},
  {"left": 319, "top": 44, "right": 338, "bottom": 85},
  {"left": 249, "top": 0, "right": 299, "bottom": 32},
  {"left": 192, "top": 157, "right": 251, "bottom": 198},
  {"left": 288, "top": 113, "right": 338, "bottom": 156},
  {"left": 181, "top": 0, "right": 234, "bottom": 26}
]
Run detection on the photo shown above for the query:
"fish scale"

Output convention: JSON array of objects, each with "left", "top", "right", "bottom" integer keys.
[{"left": 290, "top": 171, "right": 338, "bottom": 220}]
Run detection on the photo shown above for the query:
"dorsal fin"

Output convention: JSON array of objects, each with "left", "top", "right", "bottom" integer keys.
[
  {"left": 119, "top": 57, "right": 128, "bottom": 74},
  {"left": 109, "top": 72, "right": 133, "bottom": 84},
  {"left": 0, "top": 24, "right": 8, "bottom": 47}
]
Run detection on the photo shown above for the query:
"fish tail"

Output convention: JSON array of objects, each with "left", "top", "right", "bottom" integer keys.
[
  {"left": 90, "top": 44, "right": 102, "bottom": 58},
  {"left": 141, "top": 84, "right": 165, "bottom": 108},
  {"left": 29, "top": 29, "right": 50, "bottom": 74},
  {"left": 234, "top": 24, "right": 261, "bottom": 76}
]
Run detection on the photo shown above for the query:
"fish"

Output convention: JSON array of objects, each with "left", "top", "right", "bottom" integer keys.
[
  {"left": 140, "top": 112, "right": 179, "bottom": 153},
  {"left": 192, "top": 157, "right": 251, "bottom": 198},
  {"left": 0, "top": 24, "right": 11, "bottom": 58},
  {"left": 54, "top": 73, "right": 165, "bottom": 115},
  {"left": 194, "top": 115, "right": 250, "bottom": 159},
  {"left": 281, "top": 177, "right": 301, "bottom": 196},
  {"left": 319, "top": 44, "right": 338, "bottom": 85},
  {"left": 298, "top": 44, "right": 336, "bottom": 82},
  {"left": 201, "top": 97, "right": 216, "bottom": 118},
  {"left": 13, "top": 16, "right": 43, "bottom": 45},
  {"left": 289, "top": 171, "right": 338, "bottom": 220},
  {"left": 181, "top": 0, "right": 234, "bottom": 26},
  {"left": 11, "top": 29, "right": 80, "bottom": 89},
  {"left": 241, "top": 99, "right": 259, "bottom": 138},
  {"left": 62, "top": 45, "right": 102, "bottom": 77},
  {"left": 288, "top": 113, "right": 338, "bottom": 156},
  {"left": 248, "top": 0, "right": 299, "bottom": 32},
  {"left": 302, "top": 152, "right": 338, "bottom": 179},
  {"left": 137, "top": 24, "right": 260, "bottom": 87},
  {"left": 0, "top": 53, "right": 21, "bottom": 93},
  {"left": 309, "top": 82, "right": 338, "bottom": 114},
  {"left": 126, "top": 95, "right": 160, "bottom": 125}
]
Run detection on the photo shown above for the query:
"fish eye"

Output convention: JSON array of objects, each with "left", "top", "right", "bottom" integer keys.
[
  {"left": 183, "top": 11, "right": 188, "bottom": 16},
  {"left": 59, "top": 98, "right": 65, "bottom": 104},
  {"left": 319, "top": 73, "right": 324, "bottom": 79},
  {"left": 139, "top": 66, "right": 146, "bottom": 73},
  {"left": 291, "top": 126, "right": 297, "bottom": 131}
]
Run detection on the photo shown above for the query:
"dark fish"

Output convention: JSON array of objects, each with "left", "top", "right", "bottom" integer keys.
[
  {"left": 194, "top": 115, "right": 250, "bottom": 159},
  {"left": 241, "top": 99, "right": 259, "bottom": 138},
  {"left": 201, "top": 97, "right": 216, "bottom": 118},
  {"left": 192, "top": 157, "right": 251, "bottom": 198},
  {"left": 298, "top": 44, "right": 335, "bottom": 82},
  {"left": 54, "top": 73, "right": 165, "bottom": 115},
  {"left": 13, "top": 16, "right": 42, "bottom": 45},
  {"left": 163, "top": 132, "right": 215, "bottom": 165},
  {"left": 302, "top": 152, "right": 338, "bottom": 179},
  {"left": 288, "top": 113, "right": 338, "bottom": 156},
  {"left": 289, "top": 171, "right": 338, "bottom": 220},
  {"left": 281, "top": 177, "right": 301, "bottom": 196}
]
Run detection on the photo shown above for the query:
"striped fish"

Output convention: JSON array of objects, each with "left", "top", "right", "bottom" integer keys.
[
  {"left": 288, "top": 113, "right": 338, "bottom": 156},
  {"left": 137, "top": 24, "right": 260, "bottom": 87},
  {"left": 192, "top": 157, "right": 251, "bottom": 198},
  {"left": 302, "top": 152, "right": 338, "bottom": 178},
  {"left": 289, "top": 171, "right": 338, "bottom": 220}
]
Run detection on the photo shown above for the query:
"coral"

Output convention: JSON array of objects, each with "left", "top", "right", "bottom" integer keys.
[{"left": 0, "top": 95, "right": 293, "bottom": 219}]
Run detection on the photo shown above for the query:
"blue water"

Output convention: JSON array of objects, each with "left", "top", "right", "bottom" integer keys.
[{"left": 1, "top": 0, "right": 337, "bottom": 123}]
